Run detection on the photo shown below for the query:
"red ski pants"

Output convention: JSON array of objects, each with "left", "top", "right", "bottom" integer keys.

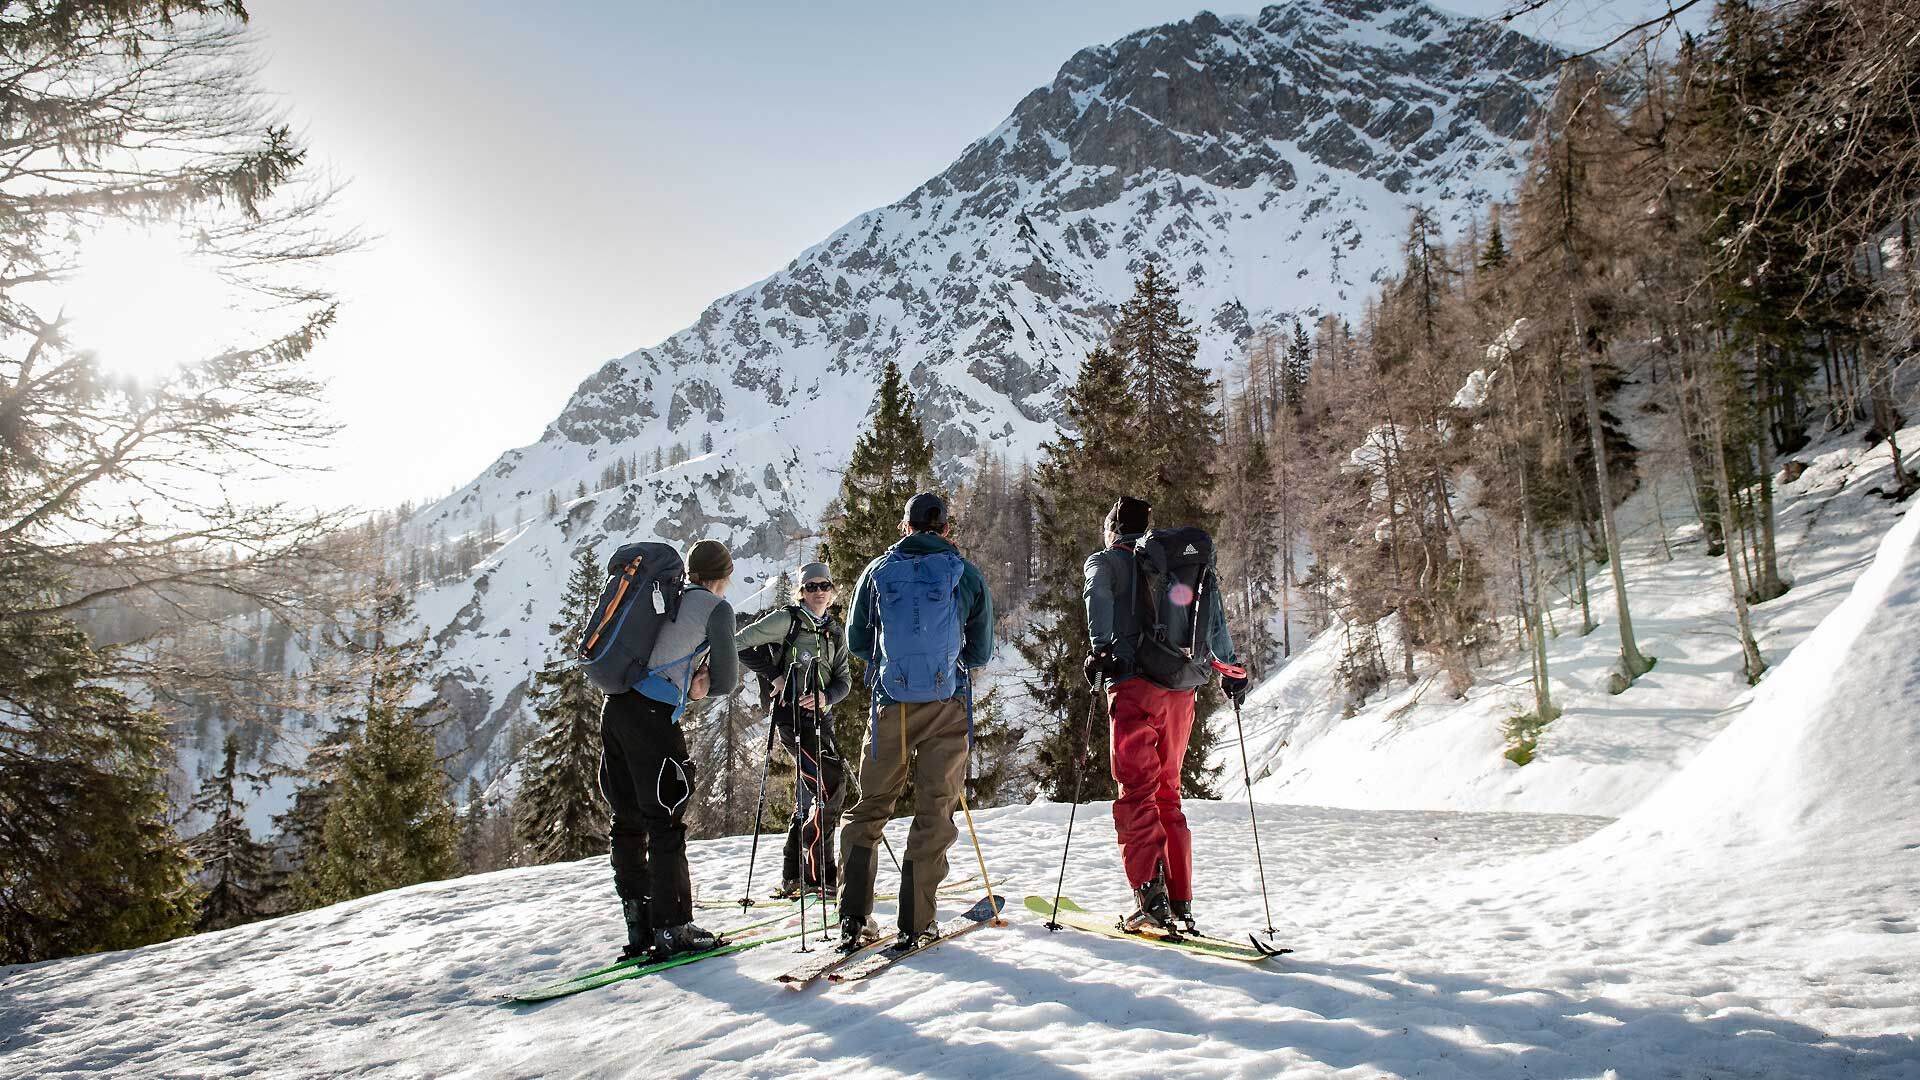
[{"left": 1108, "top": 677, "right": 1195, "bottom": 902}]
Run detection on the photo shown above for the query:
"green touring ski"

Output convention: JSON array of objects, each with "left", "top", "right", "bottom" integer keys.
[
  {"left": 1025, "top": 895, "right": 1290, "bottom": 963},
  {"left": 505, "top": 907, "right": 803, "bottom": 1004}
]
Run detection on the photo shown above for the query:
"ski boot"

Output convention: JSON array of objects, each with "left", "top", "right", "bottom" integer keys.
[
  {"left": 1123, "top": 867, "right": 1176, "bottom": 934},
  {"left": 652, "top": 921, "right": 722, "bottom": 959},
  {"left": 888, "top": 922, "right": 939, "bottom": 955},
  {"left": 1170, "top": 898, "right": 1200, "bottom": 938},
  {"left": 771, "top": 879, "right": 804, "bottom": 900},
  {"left": 618, "top": 898, "right": 653, "bottom": 962},
  {"left": 838, "top": 915, "right": 881, "bottom": 953}
]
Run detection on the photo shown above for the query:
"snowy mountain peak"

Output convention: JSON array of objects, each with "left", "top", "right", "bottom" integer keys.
[{"left": 403, "top": 4, "right": 1564, "bottom": 781}]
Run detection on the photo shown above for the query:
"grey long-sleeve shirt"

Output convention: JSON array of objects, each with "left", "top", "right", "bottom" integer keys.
[{"left": 645, "top": 585, "right": 738, "bottom": 699}]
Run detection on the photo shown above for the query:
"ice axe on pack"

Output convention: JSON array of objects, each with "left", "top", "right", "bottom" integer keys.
[{"left": 1212, "top": 659, "right": 1281, "bottom": 946}]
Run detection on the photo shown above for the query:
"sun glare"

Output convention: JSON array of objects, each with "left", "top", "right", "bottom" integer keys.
[{"left": 61, "top": 225, "right": 242, "bottom": 378}]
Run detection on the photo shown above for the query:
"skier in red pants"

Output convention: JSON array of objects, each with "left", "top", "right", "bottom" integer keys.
[{"left": 1082, "top": 495, "right": 1247, "bottom": 933}]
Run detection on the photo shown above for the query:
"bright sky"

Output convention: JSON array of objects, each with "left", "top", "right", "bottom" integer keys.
[{"left": 91, "top": 0, "right": 1696, "bottom": 513}]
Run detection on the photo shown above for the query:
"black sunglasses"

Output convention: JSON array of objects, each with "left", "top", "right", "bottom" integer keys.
[{"left": 802, "top": 581, "right": 835, "bottom": 593}]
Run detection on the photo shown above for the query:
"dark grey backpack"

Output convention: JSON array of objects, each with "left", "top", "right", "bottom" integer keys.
[
  {"left": 1130, "top": 526, "right": 1220, "bottom": 692},
  {"left": 576, "top": 542, "right": 685, "bottom": 693}
]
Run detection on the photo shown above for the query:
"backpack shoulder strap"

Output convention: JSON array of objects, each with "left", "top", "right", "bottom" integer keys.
[{"left": 1131, "top": 541, "right": 1167, "bottom": 633}]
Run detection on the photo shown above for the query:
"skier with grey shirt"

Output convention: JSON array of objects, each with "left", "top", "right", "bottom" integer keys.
[{"left": 601, "top": 538, "right": 739, "bottom": 960}]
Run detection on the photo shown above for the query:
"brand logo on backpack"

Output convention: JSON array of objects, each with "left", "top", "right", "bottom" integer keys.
[
  {"left": 867, "top": 550, "right": 966, "bottom": 704},
  {"left": 1130, "top": 527, "right": 1218, "bottom": 692},
  {"left": 577, "top": 542, "right": 686, "bottom": 694}
]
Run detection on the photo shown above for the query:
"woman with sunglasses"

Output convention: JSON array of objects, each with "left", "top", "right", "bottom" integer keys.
[{"left": 734, "top": 562, "right": 852, "bottom": 897}]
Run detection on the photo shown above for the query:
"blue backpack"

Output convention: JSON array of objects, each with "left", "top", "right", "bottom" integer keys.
[{"left": 866, "top": 550, "right": 966, "bottom": 704}]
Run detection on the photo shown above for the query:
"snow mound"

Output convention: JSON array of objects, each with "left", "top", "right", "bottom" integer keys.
[{"left": 1583, "top": 502, "right": 1920, "bottom": 866}]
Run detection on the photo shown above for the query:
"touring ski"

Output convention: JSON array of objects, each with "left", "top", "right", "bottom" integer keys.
[
  {"left": 1025, "top": 895, "right": 1290, "bottom": 963},
  {"left": 828, "top": 894, "right": 1005, "bottom": 984},
  {"left": 773, "top": 929, "right": 897, "bottom": 989},
  {"left": 505, "top": 906, "right": 804, "bottom": 1004}
]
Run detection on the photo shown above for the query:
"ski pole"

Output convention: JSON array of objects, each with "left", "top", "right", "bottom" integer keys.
[
  {"left": 956, "top": 729, "right": 1004, "bottom": 926},
  {"left": 1215, "top": 660, "right": 1277, "bottom": 939},
  {"left": 1046, "top": 675, "right": 1107, "bottom": 931},
  {"left": 789, "top": 662, "right": 812, "bottom": 952},
  {"left": 803, "top": 657, "right": 831, "bottom": 945},
  {"left": 738, "top": 684, "right": 783, "bottom": 911}
]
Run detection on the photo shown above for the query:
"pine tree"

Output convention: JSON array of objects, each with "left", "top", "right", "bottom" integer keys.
[
  {"left": 516, "top": 552, "right": 610, "bottom": 864},
  {"left": 1283, "top": 320, "right": 1312, "bottom": 411},
  {"left": 0, "top": 593, "right": 199, "bottom": 963},
  {"left": 1024, "top": 346, "right": 1146, "bottom": 802},
  {"left": 293, "top": 573, "right": 457, "bottom": 906},
  {"left": 297, "top": 703, "right": 459, "bottom": 906},
  {"left": 188, "top": 735, "right": 274, "bottom": 932},
  {"left": 817, "top": 359, "right": 938, "bottom": 762},
  {"left": 1479, "top": 218, "right": 1509, "bottom": 271},
  {"left": 1111, "top": 264, "right": 1221, "bottom": 528}
]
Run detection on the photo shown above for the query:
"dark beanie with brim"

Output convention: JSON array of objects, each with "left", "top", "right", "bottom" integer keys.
[
  {"left": 1106, "top": 495, "right": 1151, "bottom": 537},
  {"left": 687, "top": 539, "right": 733, "bottom": 581}
]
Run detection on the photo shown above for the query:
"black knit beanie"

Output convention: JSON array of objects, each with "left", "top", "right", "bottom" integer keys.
[{"left": 1105, "top": 495, "right": 1151, "bottom": 537}]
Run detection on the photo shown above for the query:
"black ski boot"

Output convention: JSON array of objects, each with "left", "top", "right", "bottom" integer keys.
[
  {"left": 771, "top": 879, "right": 804, "bottom": 900},
  {"left": 619, "top": 898, "right": 653, "bottom": 962},
  {"left": 1124, "top": 866, "right": 1175, "bottom": 932},
  {"left": 888, "top": 922, "right": 938, "bottom": 954},
  {"left": 838, "top": 915, "right": 881, "bottom": 952},
  {"left": 1170, "top": 898, "right": 1200, "bottom": 937},
  {"left": 652, "top": 921, "right": 722, "bottom": 959}
]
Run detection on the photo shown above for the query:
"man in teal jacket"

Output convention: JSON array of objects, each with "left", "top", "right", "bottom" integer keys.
[{"left": 838, "top": 492, "right": 994, "bottom": 951}]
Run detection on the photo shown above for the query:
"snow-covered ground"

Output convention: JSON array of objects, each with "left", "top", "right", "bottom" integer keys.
[{"left": 4, "top": 486, "right": 1917, "bottom": 1077}]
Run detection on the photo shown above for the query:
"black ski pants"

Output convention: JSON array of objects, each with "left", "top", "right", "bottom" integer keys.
[{"left": 600, "top": 690, "right": 696, "bottom": 929}]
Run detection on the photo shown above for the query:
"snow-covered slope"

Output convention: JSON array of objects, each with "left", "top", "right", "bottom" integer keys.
[
  {"left": 1227, "top": 421, "right": 1920, "bottom": 821},
  {"left": 385, "top": 0, "right": 1563, "bottom": 783}
]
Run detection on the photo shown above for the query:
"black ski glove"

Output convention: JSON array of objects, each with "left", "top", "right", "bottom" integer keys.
[
  {"left": 1084, "top": 646, "right": 1131, "bottom": 688},
  {"left": 1082, "top": 649, "right": 1106, "bottom": 689},
  {"left": 1220, "top": 671, "right": 1249, "bottom": 706}
]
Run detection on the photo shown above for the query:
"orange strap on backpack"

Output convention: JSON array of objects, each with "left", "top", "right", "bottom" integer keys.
[{"left": 581, "top": 559, "right": 640, "bottom": 656}]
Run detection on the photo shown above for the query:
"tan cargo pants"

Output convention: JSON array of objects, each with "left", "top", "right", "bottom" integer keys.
[{"left": 837, "top": 695, "right": 969, "bottom": 937}]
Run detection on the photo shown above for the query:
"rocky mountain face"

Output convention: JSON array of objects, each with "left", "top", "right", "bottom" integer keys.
[{"left": 396, "top": 0, "right": 1563, "bottom": 785}]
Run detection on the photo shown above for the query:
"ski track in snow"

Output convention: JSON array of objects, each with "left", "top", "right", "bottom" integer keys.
[{"left": 2, "top": 798, "right": 1915, "bottom": 1079}]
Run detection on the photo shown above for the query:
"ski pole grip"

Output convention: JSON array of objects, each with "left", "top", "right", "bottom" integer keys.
[{"left": 1210, "top": 660, "right": 1247, "bottom": 680}]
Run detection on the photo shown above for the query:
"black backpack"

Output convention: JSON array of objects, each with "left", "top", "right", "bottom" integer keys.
[
  {"left": 1130, "top": 526, "right": 1220, "bottom": 691},
  {"left": 576, "top": 542, "right": 685, "bottom": 694}
]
